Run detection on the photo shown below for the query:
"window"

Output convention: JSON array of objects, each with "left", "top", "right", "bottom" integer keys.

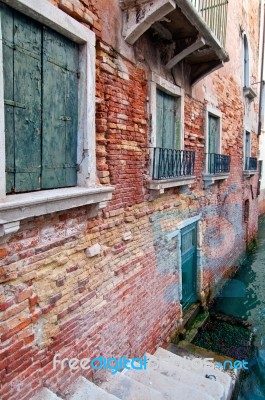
[
  {"left": 244, "top": 131, "right": 251, "bottom": 169},
  {"left": 205, "top": 106, "right": 222, "bottom": 174},
  {"left": 148, "top": 73, "right": 195, "bottom": 191},
  {"left": 243, "top": 130, "right": 257, "bottom": 173},
  {"left": 243, "top": 34, "right": 250, "bottom": 88},
  {"left": 156, "top": 89, "right": 181, "bottom": 150},
  {"left": 242, "top": 33, "right": 256, "bottom": 100},
  {"left": 203, "top": 105, "right": 230, "bottom": 187},
  {"left": 3, "top": 4, "right": 78, "bottom": 194},
  {"left": 0, "top": 0, "right": 113, "bottom": 236},
  {"left": 208, "top": 114, "right": 220, "bottom": 155}
]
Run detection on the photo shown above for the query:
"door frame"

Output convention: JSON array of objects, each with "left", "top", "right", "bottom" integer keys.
[
  {"left": 165, "top": 214, "right": 203, "bottom": 314},
  {"left": 180, "top": 222, "right": 198, "bottom": 310}
]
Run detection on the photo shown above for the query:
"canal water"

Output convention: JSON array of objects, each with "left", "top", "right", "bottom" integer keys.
[{"left": 212, "top": 214, "right": 265, "bottom": 399}]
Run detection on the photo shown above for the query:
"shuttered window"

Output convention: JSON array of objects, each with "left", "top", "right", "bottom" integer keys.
[
  {"left": 156, "top": 89, "right": 180, "bottom": 150},
  {"left": 2, "top": 4, "right": 78, "bottom": 194},
  {"left": 208, "top": 114, "right": 220, "bottom": 154}
]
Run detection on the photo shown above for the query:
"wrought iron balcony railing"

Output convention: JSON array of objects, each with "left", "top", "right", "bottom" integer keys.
[
  {"left": 152, "top": 148, "right": 195, "bottom": 180},
  {"left": 189, "top": 0, "right": 229, "bottom": 47},
  {"left": 208, "top": 153, "right": 230, "bottom": 174},
  {"left": 245, "top": 157, "right": 258, "bottom": 171}
]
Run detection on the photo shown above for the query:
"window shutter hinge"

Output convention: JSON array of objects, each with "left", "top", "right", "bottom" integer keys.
[{"left": 77, "top": 71, "right": 81, "bottom": 79}]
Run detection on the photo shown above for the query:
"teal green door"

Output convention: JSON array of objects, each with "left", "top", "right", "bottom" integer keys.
[{"left": 181, "top": 223, "right": 198, "bottom": 310}]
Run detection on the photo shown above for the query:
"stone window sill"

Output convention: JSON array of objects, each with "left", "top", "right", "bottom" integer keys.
[
  {"left": 147, "top": 176, "right": 195, "bottom": 194},
  {"left": 203, "top": 173, "right": 229, "bottom": 188},
  {"left": 0, "top": 186, "right": 114, "bottom": 236},
  {"left": 243, "top": 170, "right": 257, "bottom": 178}
]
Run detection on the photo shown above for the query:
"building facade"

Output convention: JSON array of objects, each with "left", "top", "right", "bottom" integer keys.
[{"left": 0, "top": 0, "right": 261, "bottom": 398}]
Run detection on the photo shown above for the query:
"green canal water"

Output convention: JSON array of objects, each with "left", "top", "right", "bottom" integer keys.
[{"left": 212, "top": 214, "right": 265, "bottom": 399}]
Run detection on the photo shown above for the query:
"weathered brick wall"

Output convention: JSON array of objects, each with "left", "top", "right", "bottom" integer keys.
[{"left": 0, "top": 0, "right": 261, "bottom": 399}]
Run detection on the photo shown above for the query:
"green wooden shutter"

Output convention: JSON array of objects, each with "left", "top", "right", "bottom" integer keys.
[
  {"left": 156, "top": 89, "right": 177, "bottom": 149},
  {"left": 2, "top": 4, "right": 42, "bottom": 193},
  {"left": 208, "top": 115, "right": 219, "bottom": 154},
  {"left": 2, "top": 4, "right": 15, "bottom": 193},
  {"left": 156, "top": 89, "right": 164, "bottom": 148},
  {"left": 162, "top": 91, "right": 176, "bottom": 149},
  {"left": 42, "top": 28, "right": 78, "bottom": 189}
]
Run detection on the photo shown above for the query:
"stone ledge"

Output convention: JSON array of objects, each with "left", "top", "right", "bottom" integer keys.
[
  {"left": 243, "top": 170, "right": 257, "bottom": 178},
  {"left": 243, "top": 86, "right": 257, "bottom": 101},
  {"left": 147, "top": 176, "right": 195, "bottom": 193},
  {"left": 203, "top": 173, "right": 229, "bottom": 188},
  {"left": 0, "top": 186, "right": 114, "bottom": 236}
]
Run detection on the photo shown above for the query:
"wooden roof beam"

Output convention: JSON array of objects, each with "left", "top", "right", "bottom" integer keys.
[{"left": 165, "top": 37, "right": 206, "bottom": 70}]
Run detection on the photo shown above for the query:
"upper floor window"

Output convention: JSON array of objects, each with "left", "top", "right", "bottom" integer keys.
[
  {"left": 243, "top": 34, "right": 250, "bottom": 88},
  {"left": 204, "top": 105, "right": 230, "bottom": 180},
  {"left": 147, "top": 73, "right": 195, "bottom": 190},
  {"left": 3, "top": 4, "right": 79, "bottom": 194},
  {"left": 244, "top": 130, "right": 257, "bottom": 173},
  {"left": 156, "top": 88, "right": 181, "bottom": 150},
  {"left": 0, "top": 1, "right": 114, "bottom": 237}
]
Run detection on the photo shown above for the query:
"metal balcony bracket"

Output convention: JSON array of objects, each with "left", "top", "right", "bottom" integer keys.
[
  {"left": 166, "top": 37, "right": 206, "bottom": 70},
  {"left": 122, "top": 0, "right": 176, "bottom": 45}
]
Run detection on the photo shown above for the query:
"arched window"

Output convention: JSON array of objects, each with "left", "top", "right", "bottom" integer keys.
[{"left": 243, "top": 34, "right": 250, "bottom": 87}]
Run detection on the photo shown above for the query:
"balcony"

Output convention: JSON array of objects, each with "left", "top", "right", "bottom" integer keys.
[
  {"left": 147, "top": 148, "right": 196, "bottom": 192},
  {"left": 120, "top": 0, "right": 229, "bottom": 84},
  {"left": 245, "top": 157, "right": 257, "bottom": 171},
  {"left": 244, "top": 157, "right": 258, "bottom": 178},
  {"left": 203, "top": 153, "right": 230, "bottom": 187},
  {"left": 208, "top": 153, "right": 230, "bottom": 174}
]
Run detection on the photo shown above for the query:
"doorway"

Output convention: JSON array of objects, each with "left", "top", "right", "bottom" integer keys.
[{"left": 181, "top": 222, "right": 198, "bottom": 311}]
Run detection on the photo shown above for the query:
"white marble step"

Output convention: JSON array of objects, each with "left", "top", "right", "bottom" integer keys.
[
  {"left": 123, "top": 361, "right": 215, "bottom": 400},
  {"left": 100, "top": 372, "right": 171, "bottom": 400},
  {"left": 144, "top": 352, "right": 226, "bottom": 400},
  {"left": 155, "top": 347, "right": 233, "bottom": 400},
  {"left": 31, "top": 388, "right": 62, "bottom": 400},
  {"left": 69, "top": 377, "right": 120, "bottom": 400}
]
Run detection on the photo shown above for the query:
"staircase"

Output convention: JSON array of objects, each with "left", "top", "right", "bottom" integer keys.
[{"left": 31, "top": 347, "right": 234, "bottom": 400}]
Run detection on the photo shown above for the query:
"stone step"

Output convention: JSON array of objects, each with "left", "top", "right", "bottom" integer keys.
[
  {"left": 31, "top": 388, "right": 62, "bottom": 400},
  {"left": 155, "top": 347, "right": 233, "bottom": 400},
  {"left": 69, "top": 377, "right": 120, "bottom": 400},
  {"left": 122, "top": 360, "right": 215, "bottom": 400},
  {"left": 100, "top": 372, "right": 170, "bottom": 400},
  {"left": 144, "top": 352, "right": 225, "bottom": 400}
]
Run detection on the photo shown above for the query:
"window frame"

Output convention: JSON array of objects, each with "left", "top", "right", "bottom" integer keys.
[
  {"left": 244, "top": 130, "right": 251, "bottom": 163},
  {"left": 148, "top": 73, "right": 196, "bottom": 192},
  {"left": 0, "top": 0, "right": 114, "bottom": 236},
  {"left": 243, "top": 33, "right": 250, "bottom": 88},
  {"left": 149, "top": 72, "right": 184, "bottom": 150},
  {"left": 204, "top": 105, "right": 222, "bottom": 174},
  {"left": 0, "top": 0, "right": 96, "bottom": 198}
]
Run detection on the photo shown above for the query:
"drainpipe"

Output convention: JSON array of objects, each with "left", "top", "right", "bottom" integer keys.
[{"left": 258, "top": 1, "right": 265, "bottom": 136}]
